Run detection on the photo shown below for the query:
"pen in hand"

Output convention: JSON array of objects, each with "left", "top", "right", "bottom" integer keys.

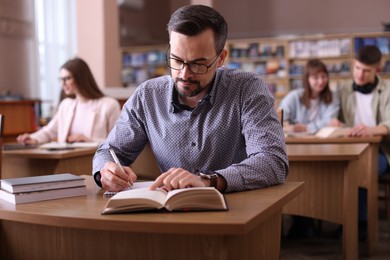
[{"left": 109, "top": 148, "right": 132, "bottom": 189}]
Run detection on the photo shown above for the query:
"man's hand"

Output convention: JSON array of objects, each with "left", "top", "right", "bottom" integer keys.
[
  {"left": 348, "top": 124, "right": 371, "bottom": 137},
  {"left": 348, "top": 124, "right": 389, "bottom": 137},
  {"left": 149, "top": 168, "right": 209, "bottom": 191},
  {"left": 100, "top": 162, "right": 137, "bottom": 192}
]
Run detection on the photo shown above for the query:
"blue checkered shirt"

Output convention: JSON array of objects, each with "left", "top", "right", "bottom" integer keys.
[{"left": 93, "top": 67, "right": 288, "bottom": 192}]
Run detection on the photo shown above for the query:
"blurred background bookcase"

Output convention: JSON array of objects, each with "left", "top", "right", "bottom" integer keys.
[
  {"left": 121, "top": 44, "right": 169, "bottom": 87},
  {"left": 226, "top": 32, "right": 390, "bottom": 106},
  {"left": 120, "top": 32, "right": 390, "bottom": 105},
  {"left": 226, "top": 37, "right": 289, "bottom": 104}
]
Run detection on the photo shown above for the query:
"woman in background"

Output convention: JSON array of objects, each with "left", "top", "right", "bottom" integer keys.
[
  {"left": 17, "top": 57, "right": 121, "bottom": 144},
  {"left": 279, "top": 59, "right": 340, "bottom": 238},
  {"left": 279, "top": 58, "right": 340, "bottom": 134}
]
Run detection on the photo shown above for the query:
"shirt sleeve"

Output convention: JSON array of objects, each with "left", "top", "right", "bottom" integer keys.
[{"left": 217, "top": 75, "right": 289, "bottom": 192}]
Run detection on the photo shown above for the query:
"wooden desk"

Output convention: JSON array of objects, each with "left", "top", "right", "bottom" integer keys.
[
  {"left": 285, "top": 136, "right": 381, "bottom": 255},
  {"left": 2, "top": 148, "right": 96, "bottom": 179},
  {"left": 284, "top": 143, "right": 369, "bottom": 260},
  {"left": 0, "top": 176, "right": 304, "bottom": 259}
]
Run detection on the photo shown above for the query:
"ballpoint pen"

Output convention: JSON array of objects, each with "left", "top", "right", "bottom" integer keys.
[{"left": 109, "top": 148, "right": 132, "bottom": 189}]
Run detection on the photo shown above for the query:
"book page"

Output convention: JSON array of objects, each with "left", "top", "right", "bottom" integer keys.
[
  {"left": 164, "top": 187, "right": 227, "bottom": 211},
  {"left": 284, "top": 131, "right": 316, "bottom": 138},
  {"left": 103, "top": 181, "right": 154, "bottom": 197},
  {"left": 103, "top": 188, "right": 168, "bottom": 213},
  {"left": 315, "top": 127, "right": 350, "bottom": 138}
]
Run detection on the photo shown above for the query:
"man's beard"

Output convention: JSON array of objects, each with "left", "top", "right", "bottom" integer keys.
[{"left": 174, "top": 78, "right": 205, "bottom": 97}]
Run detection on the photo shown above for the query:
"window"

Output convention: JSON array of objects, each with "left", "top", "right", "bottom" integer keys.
[{"left": 35, "top": 0, "right": 76, "bottom": 118}]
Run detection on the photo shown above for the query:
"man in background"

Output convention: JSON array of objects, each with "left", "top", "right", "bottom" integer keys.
[{"left": 334, "top": 45, "right": 390, "bottom": 240}]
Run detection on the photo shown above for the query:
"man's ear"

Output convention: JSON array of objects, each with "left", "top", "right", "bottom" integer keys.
[{"left": 217, "top": 49, "right": 228, "bottom": 67}]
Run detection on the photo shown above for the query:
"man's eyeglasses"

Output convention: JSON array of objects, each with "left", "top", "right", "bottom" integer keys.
[
  {"left": 166, "top": 50, "right": 220, "bottom": 75},
  {"left": 58, "top": 76, "right": 72, "bottom": 83}
]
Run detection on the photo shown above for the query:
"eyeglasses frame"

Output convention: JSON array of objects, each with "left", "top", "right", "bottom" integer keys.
[{"left": 166, "top": 46, "right": 221, "bottom": 75}]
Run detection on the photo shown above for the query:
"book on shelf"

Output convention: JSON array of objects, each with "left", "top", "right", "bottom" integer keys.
[
  {"left": 0, "top": 173, "right": 86, "bottom": 193},
  {"left": 0, "top": 186, "right": 87, "bottom": 205},
  {"left": 101, "top": 186, "right": 228, "bottom": 214},
  {"left": 376, "top": 37, "right": 390, "bottom": 54}
]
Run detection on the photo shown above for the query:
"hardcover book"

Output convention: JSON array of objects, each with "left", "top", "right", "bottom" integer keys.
[
  {"left": 102, "top": 187, "right": 228, "bottom": 214},
  {"left": 0, "top": 186, "right": 87, "bottom": 205},
  {"left": 0, "top": 173, "right": 86, "bottom": 193}
]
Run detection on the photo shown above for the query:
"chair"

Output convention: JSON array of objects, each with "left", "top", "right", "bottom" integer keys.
[
  {"left": 379, "top": 173, "right": 390, "bottom": 229},
  {"left": 0, "top": 114, "right": 3, "bottom": 179},
  {"left": 277, "top": 108, "right": 283, "bottom": 125},
  {"left": 131, "top": 143, "right": 160, "bottom": 180}
]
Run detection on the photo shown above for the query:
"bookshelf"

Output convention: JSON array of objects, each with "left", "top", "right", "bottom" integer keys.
[
  {"left": 121, "top": 44, "right": 169, "bottom": 87},
  {"left": 224, "top": 32, "right": 390, "bottom": 105},
  {"left": 120, "top": 32, "right": 390, "bottom": 103},
  {"left": 226, "top": 38, "right": 289, "bottom": 101},
  {"left": 353, "top": 32, "right": 390, "bottom": 78},
  {"left": 287, "top": 34, "right": 353, "bottom": 93}
]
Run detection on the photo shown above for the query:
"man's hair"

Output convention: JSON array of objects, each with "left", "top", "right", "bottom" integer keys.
[
  {"left": 167, "top": 5, "right": 228, "bottom": 54},
  {"left": 356, "top": 45, "right": 382, "bottom": 65}
]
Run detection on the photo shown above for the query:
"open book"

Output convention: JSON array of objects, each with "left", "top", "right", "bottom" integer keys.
[
  {"left": 314, "top": 126, "right": 350, "bottom": 138},
  {"left": 102, "top": 187, "right": 228, "bottom": 214},
  {"left": 285, "top": 126, "right": 350, "bottom": 138}
]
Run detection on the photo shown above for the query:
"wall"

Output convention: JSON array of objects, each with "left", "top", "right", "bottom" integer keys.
[
  {"left": 119, "top": 0, "right": 209, "bottom": 47},
  {"left": 119, "top": 0, "right": 171, "bottom": 46},
  {"left": 1, "top": 0, "right": 390, "bottom": 97},
  {"left": 0, "top": 0, "right": 37, "bottom": 98},
  {"left": 76, "top": 0, "right": 121, "bottom": 88},
  {"left": 214, "top": 0, "right": 390, "bottom": 38}
]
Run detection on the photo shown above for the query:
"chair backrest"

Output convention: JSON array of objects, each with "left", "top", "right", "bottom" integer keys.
[
  {"left": 0, "top": 114, "right": 3, "bottom": 179},
  {"left": 131, "top": 143, "right": 160, "bottom": 180},
  {"left": 0, "top": 114, "right": 3, "bottom": 137},
  {"left": 277, "top": 108, "right": 283, "bottom": 125}
]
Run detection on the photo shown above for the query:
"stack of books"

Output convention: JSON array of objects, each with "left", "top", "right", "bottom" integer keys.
[{"left": 0, "top": 173, "right": 87, "bottom": 204}]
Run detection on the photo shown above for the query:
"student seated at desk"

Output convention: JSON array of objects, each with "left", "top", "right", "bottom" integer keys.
[
  {"left": 17, "top": 58, "right": 121, "bottom": 145},
  {"left": 92, "top": 5, "right": 288, "bottom": 194},
  {"left": 331, "top": 45, "right": 390, "bottom": 241},
  {"left": 279, "top": 59, "right": 340, "bottom": 135},
  {"left": 279, "top": 59, "right": 340, "bottom": 238}
]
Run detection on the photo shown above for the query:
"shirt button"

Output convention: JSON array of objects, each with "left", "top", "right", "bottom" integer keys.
[{"left": 191, "top": 142, "right": 196, "bottom": 146}]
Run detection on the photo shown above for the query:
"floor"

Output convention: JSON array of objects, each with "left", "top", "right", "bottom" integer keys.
[{"left": 281, "top": 200, "right": 390, "bottom": 259}]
